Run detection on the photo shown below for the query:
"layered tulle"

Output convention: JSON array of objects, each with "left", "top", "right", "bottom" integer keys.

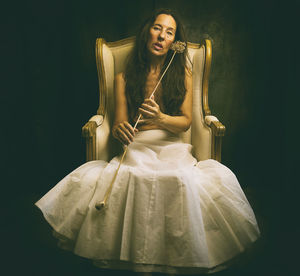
[{"left": 35, "top": 130, "right": 260, "bottom": 274}]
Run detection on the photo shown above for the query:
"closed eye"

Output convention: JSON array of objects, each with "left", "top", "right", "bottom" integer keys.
[{"left": 153, "top": 26, "right": 161, "bottom": 31}]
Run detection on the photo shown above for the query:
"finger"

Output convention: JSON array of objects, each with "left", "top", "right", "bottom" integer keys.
[
  {"left": 117, "top": 128, "right": 131, "bottom": 145},
  {"left": 117, "top": 136, "right": 127, "bottom": 145},
  {"left": 115, "top": 128, "right": 126, "bottom": 144},
  {"left": 141, "top": 103, "right": 157, "bottom": 113},
  {"left": 117, "top": 123, "right": 133, "bottom": 143},
  {"left": 120, "top": 125, "right": 134, "bottom": 142},
  {"left": 147, "top": 97, "right": 158, "bottom": 105},
  {"left": 139, "top": 107, "right": 154, "bottom": 118},
  {"left": 124, "top": 122, "right": 135, "bottom": 136},
  {"left": 115, "top": 132, "right": 127, "bottom": 145},
  {"left": 137, "top": 119, "right": 147, "bottom": 124},
  {"left": 144, "top": 98, "right": 157, "bottom": 106}
]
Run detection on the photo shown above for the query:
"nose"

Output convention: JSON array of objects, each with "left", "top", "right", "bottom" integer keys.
[{"left": 158, "top": 30, "right": 165, "bottom": 41}]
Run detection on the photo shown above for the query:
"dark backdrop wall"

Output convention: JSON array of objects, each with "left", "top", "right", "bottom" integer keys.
[{"left": 2, "top": 0, "right": 298, "bottom": 275}]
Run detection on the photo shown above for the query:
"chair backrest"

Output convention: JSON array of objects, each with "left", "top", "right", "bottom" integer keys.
[{"left": 95, "top": 37, "right": 213, "bottom": 161}]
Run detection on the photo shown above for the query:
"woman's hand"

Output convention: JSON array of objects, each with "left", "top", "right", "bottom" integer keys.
[
  {"left": 112, "top": 121, "right": 138, "bottom": 145},
  {"left": 138, "top": 97, "right": 164, "bottom": 126}
]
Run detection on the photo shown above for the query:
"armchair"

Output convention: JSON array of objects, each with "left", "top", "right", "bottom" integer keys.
[{"left": 82, "top": 37, "right": 225, "bottom": 163}]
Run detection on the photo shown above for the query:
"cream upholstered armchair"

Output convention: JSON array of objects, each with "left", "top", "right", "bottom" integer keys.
[{"left": 82, "top": 37, "right": 225, "bottom": 163}]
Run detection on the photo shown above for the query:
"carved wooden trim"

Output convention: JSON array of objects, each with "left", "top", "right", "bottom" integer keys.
[
  {"left": 95, "top": 38, "right": 107, "bottom": 116},
  {"left": 210, "top": 121, "right": 226, "bottom": 162},
  {"left": 202, "top": 39, "right": 212, "bottom": 116},
  {"left": 86, "top": 136, "right": 96, "bottom": 161}
]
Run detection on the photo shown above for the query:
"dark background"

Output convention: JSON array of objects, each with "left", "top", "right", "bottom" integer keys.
[{"left": 2, "top": 0, "right": 298, "bottom": 275}]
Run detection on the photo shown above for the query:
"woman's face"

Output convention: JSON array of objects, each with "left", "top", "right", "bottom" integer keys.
[{"left": 147, "top": 14, "right": 177, "bottom": 57}]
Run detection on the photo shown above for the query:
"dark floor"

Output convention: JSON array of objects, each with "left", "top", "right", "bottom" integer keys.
[{"left": 2, "top": 186, "right": 296, "bottom": 276}]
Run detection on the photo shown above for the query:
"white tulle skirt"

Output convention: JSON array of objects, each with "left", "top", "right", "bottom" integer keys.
[{"left": 35, "top": 130, "right": 260, "bottom": 274}]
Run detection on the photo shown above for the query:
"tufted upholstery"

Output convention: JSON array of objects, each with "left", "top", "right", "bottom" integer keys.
[{"left": 82, "top": 37, "right": 225, "bottom": 162}]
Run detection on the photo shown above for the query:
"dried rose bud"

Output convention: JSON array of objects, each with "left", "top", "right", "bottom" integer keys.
[{"left": 170, "top": 41, "right": 186, "bottom": 53}]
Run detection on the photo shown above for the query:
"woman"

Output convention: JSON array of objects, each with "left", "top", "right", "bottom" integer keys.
[
  {"left": 113, "top": 9, "right": 192, "bottom": 143},
  {"left": 35, "top": 9, "right": 260, "bottom": 275}
]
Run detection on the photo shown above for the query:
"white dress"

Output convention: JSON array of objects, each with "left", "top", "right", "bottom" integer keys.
[{"left": 35, "top": 129, "right": 260, "bottom": 274}]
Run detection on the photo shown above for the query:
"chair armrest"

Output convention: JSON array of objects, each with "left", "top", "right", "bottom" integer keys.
[
  {"left": 205, "top": 115, "right": 226, "bottom": 136},
  {"left": 82, "top": 115, "right": 104, "bottom": 138},
  {"left": 205, "top": 115, "right": 226, "bottom": 162}
]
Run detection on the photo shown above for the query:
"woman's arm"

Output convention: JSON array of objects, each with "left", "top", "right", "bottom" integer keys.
[
  {"left": 138, "top": 69, "right": 193, "bottom": 133},
  {"left": 112, "top": 73, "right": 137, "bottom": 145}
]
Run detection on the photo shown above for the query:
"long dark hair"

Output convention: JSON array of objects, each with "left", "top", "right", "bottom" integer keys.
[{"left": 124, "top": 9, "right": 188, "bottom": 122}]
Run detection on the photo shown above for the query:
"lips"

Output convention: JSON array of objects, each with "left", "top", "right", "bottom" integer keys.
[{"left": 153, "top": 42, "right": 163, "bottom": 50}]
